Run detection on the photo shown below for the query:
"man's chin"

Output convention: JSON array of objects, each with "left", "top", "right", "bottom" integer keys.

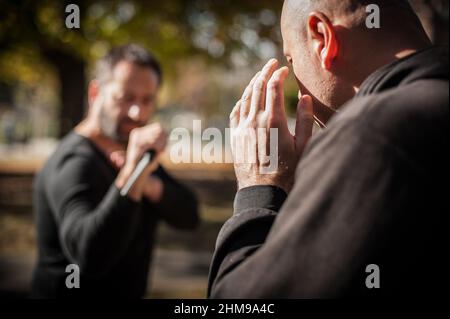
[{"left": 121, "top": 123, "right": 140, "bottom": 134}]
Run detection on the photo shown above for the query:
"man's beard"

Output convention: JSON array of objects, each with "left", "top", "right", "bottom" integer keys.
[{"left": 99, "top": 106, "right": 128, "bottom": 144}]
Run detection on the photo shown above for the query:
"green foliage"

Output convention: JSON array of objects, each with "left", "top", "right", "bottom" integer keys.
[
  {"left": 0, "top": 0, "right": 301, "bottom": 138},
  {"left": 0, "top": 0, "right": 283, "bottom": 77}
]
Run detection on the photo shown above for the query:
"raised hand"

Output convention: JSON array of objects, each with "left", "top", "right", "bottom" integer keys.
[{"left": 230, "top": 59, "right": 314, "bottom": 193}]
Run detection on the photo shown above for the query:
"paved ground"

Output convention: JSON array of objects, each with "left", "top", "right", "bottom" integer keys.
[{"left": 0, "top": 253, "right": 35, "bottom": 298}]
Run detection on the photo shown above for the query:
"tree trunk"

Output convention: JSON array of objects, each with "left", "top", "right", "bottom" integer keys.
[{"left": 42, "top": 49, "right": 86, "bottom": 138}]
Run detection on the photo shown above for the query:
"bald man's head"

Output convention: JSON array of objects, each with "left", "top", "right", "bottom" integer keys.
[
  {"left": 280, "top": 0, "right": 430, "bottom": 114},
  {"left": 283, "top": 0, "right": 414, "bottom": 29}
]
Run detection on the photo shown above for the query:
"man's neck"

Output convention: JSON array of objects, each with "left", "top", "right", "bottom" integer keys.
[
  {"left": 313, "top": 102, "right": 337, "bottom": 128},
  {"left": 315, "top": 43, "right": 431, "bottom": 128}
]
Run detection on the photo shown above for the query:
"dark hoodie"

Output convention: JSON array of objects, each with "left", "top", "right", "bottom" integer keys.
[{"left": 208, "top": 46, "right": 449, "bottom": 298}]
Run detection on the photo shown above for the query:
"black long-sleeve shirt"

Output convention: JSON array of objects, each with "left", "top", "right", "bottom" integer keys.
[
  {"left": 209, "top": 46, "right": 449, "bottom": 298},
  {"left": 32, "top": 131, "right": 199, "bottom": 298}
]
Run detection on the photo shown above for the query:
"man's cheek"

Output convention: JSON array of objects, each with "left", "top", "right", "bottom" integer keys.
[{"left": 292, "top": 63, "right": 305, "bottom": 87}]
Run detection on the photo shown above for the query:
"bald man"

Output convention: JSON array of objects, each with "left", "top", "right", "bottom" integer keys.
[{"left": 208, "top": 1, "right": 448, "bottom": 297}]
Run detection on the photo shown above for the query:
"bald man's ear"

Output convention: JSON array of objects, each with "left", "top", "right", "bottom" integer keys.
[{"left": 307, "top": 12, "right": 338, "bottom": 71}]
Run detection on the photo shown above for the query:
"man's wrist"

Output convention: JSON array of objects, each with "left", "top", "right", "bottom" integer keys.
[
  {"left": 234, "top": 185, "right": 287, "bottom": 214},
  {"left": 236, "top": 172, "right": 294, "bottom": 194}
]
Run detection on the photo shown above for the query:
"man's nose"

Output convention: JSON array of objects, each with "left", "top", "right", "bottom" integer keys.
[{"left": 127, "top": 104, "right": 141, "bottom": 121}]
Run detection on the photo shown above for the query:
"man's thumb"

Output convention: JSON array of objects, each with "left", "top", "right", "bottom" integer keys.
[{"left": 294, "top": 94, "right": 314, "bottom": 154}]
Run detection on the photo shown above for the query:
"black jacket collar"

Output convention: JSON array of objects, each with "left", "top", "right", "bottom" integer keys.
[{"left": 357, "top": 46, "right": 449, "bottom": 97}]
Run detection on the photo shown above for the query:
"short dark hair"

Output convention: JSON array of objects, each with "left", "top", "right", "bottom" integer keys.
[{"left": 94, "top": 43, "right": 163, "bottom": 86}]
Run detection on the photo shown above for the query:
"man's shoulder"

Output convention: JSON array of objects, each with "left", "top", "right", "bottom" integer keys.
[
  {"left": 337, "top": 78, "right": 448, "bottom": 134},
  {"left": 318, "top": 78, "right": 448, "bottom": 171},
  {"left": 38, "top": 132, "right": 100, "bottom": 179}
]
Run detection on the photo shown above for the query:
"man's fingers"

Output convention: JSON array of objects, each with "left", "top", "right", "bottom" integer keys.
[
  {"left": 230, "top": 101, "right": 241, "bottom": 128},
  {"left": 229, "top": 101, "right": 242, "bottom": 157},
  {"left": 265, "top": 66, "right": 289, "bottom": 119},
  {"left": 240, "top": 71, "right": 261, "bottom": 122},
  {"left": 294, "top": 94, "right": 314, "bottom": 153},
  {"left": 247, "top": 59, "right": 279, "bottom": 123}
]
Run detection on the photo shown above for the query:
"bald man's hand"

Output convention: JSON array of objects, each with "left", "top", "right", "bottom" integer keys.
[{"left": 230, "top": 59, "right": 314, "bottom": 193}]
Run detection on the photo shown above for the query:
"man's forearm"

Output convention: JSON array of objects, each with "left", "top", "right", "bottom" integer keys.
[
  {"left": 59, "top": 184, "right": 142, "bottom": 277},
  {"left": 208, "top": 185, "right": 286, "bottom": 297}
]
